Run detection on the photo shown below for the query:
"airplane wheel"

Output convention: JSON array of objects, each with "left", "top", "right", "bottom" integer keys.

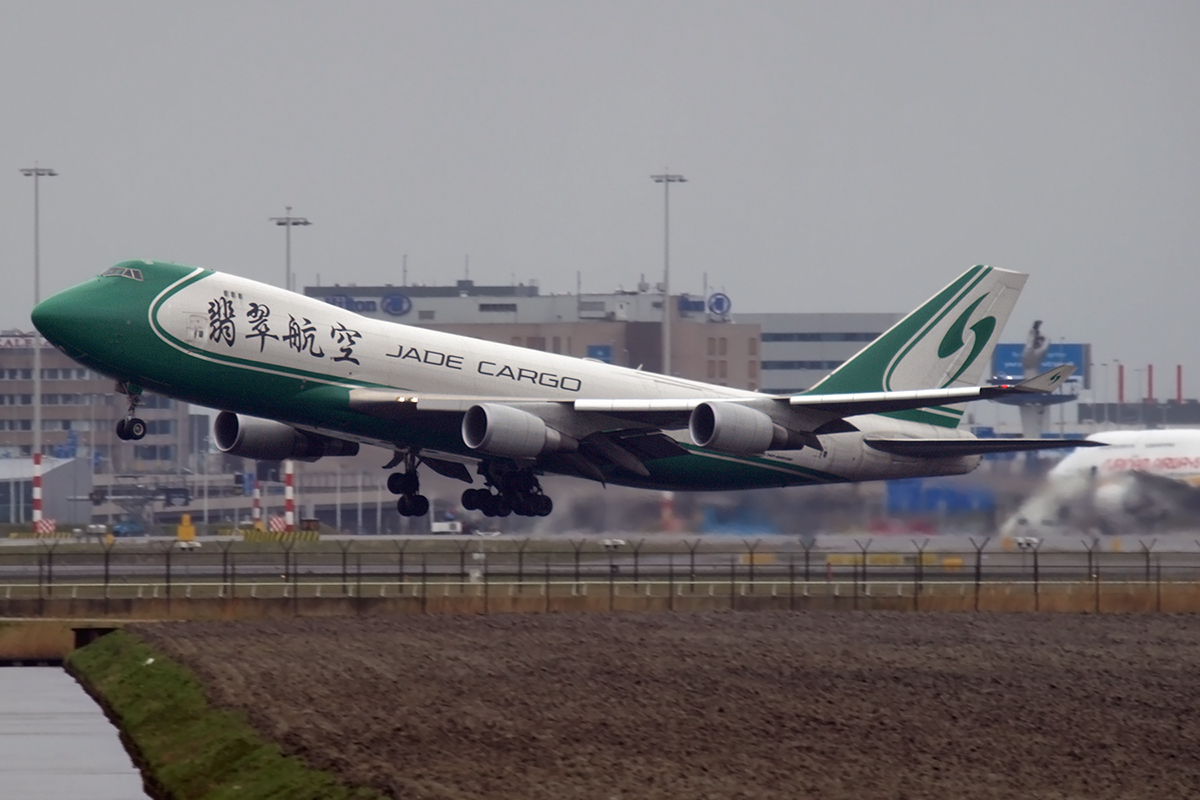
[
  {"left": 478, "top": 493, "right": 496, "bottom": 517},
  {"left": 388, "top": 472, "right": 418, "bottom": 495},
  {"left": 115, "top": 419, "right": 130, "bottom": 440},
  {"left": 493, "top": 495, "right": 512, "bottom": 518},
  {"left": 128, "top": 418, "right": 147, "bottom": 440},
  {"left": 480, "top": 493, "right": 506, "bottom": 517},
  {"left": 534, "top": 495, "right": 553, "bottom": 517},
  {"left": 397, "top": 495, "right": 414, "bottom": 516},
  {"left": 409, "top": 494, "right": 430, "bottom": 517},
  {"left": 461, "top": 488, "right": 482, "bottom": 511},
  {"left": 510, "top": 493, "right": 533, "bottom": 517}
]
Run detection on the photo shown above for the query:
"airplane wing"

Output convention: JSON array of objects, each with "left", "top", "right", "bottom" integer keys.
[
  {"left": 1126, "top": 470, "right": 1200, "bottom": 513},
  {"left": 572, "top": 365, "right": 1078, "bottom": 422},
  {"left": 785, "top": 365, "right": 1076, "bottom": 417},
  {"left": 864, "top": 437, "right": 1104, "bottom": 459},
  {"left": 345, "top": 365, "right": 1082, "bottom": 478}
]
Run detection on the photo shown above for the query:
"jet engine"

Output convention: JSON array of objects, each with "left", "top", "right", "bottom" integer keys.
[
  {"left": 688, "top": 401, "right": 796, "bottom": 454},
  {"left": 213, "top": 412, "right": 360, "bottom": 461},
  {"left": 462, "top": 403, "right": 577, "bottom": 458}
]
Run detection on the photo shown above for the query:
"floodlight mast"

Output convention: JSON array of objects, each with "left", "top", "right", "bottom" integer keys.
[
  {"left": 20, "top": 164, "right": 58, "bottom": 524},
  {"left": 270, "top": 206, "right": 312, "bottom": 292},
  {"left": 651, "top": 171, "right": 686, "bottom": 377}
]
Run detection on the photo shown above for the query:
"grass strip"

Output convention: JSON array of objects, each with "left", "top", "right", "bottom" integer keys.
[{"left": 67, "top": 630, "right": 383, "bottom": 800}]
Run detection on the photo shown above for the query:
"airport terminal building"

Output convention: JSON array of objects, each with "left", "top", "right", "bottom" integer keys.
[{"left": 0, "top": 331, "right": 195, "bottom": 474}]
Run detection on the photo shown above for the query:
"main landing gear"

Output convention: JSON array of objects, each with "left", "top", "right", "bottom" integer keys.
[
  {"left": 114, "top": 386, "right": 146, "bottom": 441},
  {"left": 387, "top": 452, "right": 429, "bottom": 517},
  {"left": 461, "top": 464, "right": 553, "bottom": 518}
]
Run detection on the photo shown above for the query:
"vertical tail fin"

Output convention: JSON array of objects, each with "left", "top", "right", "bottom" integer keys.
[{"left": 804, "top": 265, "right": 1027, "bottom": 427}]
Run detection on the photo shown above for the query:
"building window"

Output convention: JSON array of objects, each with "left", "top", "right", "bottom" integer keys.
[
  {"left": 748, "top": 360, "right": 758, "bottom": 379},
  {"left": 511, "top": 336, "right": 523, "bottom": 346},
  {"left": 719, "top": 338, "right": 727, "bottom": 356},
  {"left": 140, "top": 394, "right": 173, "bottom": 409},
  {"left": 761, "top": 360, "right": 846, "bottom": 370},
  {"left": 749, "top": 338, "right": 758, "bottom": 356},
  {"left": 480, "top": 303, "right": 518, "bottom": 313},
  {"left": 761, "top": 332, "right": 882, "bottom": 343},
  {"left": 707, "top": 360, "right": 716, "bottom": 379},
  {"left": 134, "top": 444, "right": 176, "bottom": 460},
  {"left": 719, "top": 361, "right": 727, "bottom": 379},
  {"left": 552, "top": 336, "right": 562, "bottom": 354},
  {"left": 20, "top": 395, "right": 31, "bottom": 405},
  {"left": 707, "top": 337, "right": 716, "bottom": 356},
  {"left": 418, "top": 310, "right": 435, "bottom": 321},
  {"left": 526, "top": 337, "right": 546, "bottom": 351}
]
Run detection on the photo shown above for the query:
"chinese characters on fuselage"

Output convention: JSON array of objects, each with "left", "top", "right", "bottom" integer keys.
[
  {"left": 206, "top": 295, "right": 359, "bottom": 362},
  {"left": 205, "top": 292, "right": 580, "bottom": 391}
]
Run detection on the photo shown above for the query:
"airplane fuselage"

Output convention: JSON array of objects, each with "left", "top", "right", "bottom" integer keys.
[{"left": 35, "top": 262, "right": 980, "bottom": 491}]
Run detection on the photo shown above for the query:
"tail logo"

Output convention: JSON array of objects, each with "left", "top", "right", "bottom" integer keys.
[{"left": 936, "top": 295, "right": 996, "bottom": 387}]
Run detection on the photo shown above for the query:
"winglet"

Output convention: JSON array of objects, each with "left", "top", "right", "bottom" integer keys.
[{"left": 1014, "top": 364, "right": 1075, "bottom": 393}]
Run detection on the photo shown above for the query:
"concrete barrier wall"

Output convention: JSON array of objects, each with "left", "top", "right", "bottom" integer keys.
[{"left": 4, "top": 581, "right": 1200, "bottom": 626}]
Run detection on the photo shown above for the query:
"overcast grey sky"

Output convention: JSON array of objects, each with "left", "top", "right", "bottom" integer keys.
[{"left": 3, "top": 1, "right": 1197, "bottom": 401}]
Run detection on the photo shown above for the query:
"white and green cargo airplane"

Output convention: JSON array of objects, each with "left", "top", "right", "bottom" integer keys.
[{"left": 31, "top": 261, "right": 1094, "bottom": 518}]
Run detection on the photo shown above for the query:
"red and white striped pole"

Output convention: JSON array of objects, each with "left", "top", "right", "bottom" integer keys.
[
  {"left": 284, "top": 460, "right": 295, "bottom": 532},
  {"left": 252, "top": 475, "right": 262, "bottom": 530},
  {"left": 32, "top": 452, "right": 42, "bottom": 527}
]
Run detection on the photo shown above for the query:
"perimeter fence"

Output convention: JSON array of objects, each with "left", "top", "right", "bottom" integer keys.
[{"left": 3, "top": 536, "right": 1200, "bottom": 617}]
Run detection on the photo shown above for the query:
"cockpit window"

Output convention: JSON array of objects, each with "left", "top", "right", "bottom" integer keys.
[{"left": 101, "top": 267, "right": 144, "bottom": 281}]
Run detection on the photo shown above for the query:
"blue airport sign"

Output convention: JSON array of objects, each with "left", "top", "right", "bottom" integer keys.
[
  {"left": 586, "top": 344, "right": 613, "bottom": 364},
  {"left": 381, "top": 293, "right": 413, "bottom": 316},
  {"left": 708, "top": 293, "right": 732, "bottom": 316},
  {"left": 992, "top": 343, "right": 1090, "bottom": 389}
]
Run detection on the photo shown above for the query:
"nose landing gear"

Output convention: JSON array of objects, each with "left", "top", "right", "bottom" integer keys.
[
  {"left": 387, "top": 452, "right": 429, "bottom": 517},
  {"left": 114, "top": 385, "right": 146, "bottom": 441}
]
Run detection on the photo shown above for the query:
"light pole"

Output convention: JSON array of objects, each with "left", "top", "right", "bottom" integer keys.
[
  {"left": 1100, "top": 362, "right": 1109, "bottom": 426},
  {"left": 651, "top": 171, "right": 686, "bottom": 376},
  {"left": 21, "top": 164, "right": 57, "bottom": 525},
  {"left": 269, "top": 206, "right": 312, "bottom": 292}
]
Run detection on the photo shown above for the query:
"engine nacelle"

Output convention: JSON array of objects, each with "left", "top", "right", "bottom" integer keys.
[
  {"left": 689, "top": 402, "right": 793, "bottom": 454},
  {"left": 213, "top": 411, "right": 359, "bottom": 461},
  {"left": 462, "top": 403, "right": 577, "bottom": 458}
]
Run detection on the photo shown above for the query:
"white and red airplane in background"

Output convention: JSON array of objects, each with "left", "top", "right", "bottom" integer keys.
[{"left": 1004, "top": 429, "right": 1200, "bottom": 536}]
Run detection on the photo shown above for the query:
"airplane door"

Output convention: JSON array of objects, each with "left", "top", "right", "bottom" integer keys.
[{"left": 186, "top": 314, "right": 207, "bottom": 344}]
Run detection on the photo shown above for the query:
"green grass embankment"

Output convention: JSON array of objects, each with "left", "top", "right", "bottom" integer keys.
[{"left": 66, "top": 630, "right": 383, "bottom": 800}]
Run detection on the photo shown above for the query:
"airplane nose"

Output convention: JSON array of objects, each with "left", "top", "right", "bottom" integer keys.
[{"left": 31, "top": 286, "right": 94, "bottom": 356}]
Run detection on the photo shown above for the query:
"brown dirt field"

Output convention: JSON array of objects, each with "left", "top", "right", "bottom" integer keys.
[{"left": 130, "top": 612, "right": 1200, "bottom": 800}]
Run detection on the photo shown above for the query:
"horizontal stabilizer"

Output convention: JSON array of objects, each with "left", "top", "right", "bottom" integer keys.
[
  {"left": 864, "top": 436, "right": 1105, "bottom": 459},
  {"left": 1015, "top": 364, "right": 1075, "bottom": 393}
]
